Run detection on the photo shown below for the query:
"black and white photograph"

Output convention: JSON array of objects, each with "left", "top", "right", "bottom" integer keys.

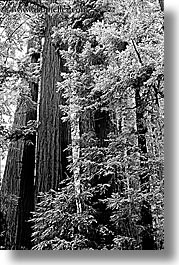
[{"left": 0, "top": 0, "right": 165, "bottom": 253}]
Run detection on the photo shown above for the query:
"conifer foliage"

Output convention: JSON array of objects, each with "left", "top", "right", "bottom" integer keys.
[{"left": 0, "top": 0, "right": 164, "bottom": 250}]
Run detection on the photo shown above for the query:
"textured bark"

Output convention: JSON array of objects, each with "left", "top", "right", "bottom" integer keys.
[
  {"left": 135, "top": 86, "right": 154, "bottom": 250},
  {"left": 35, "top": 13, "right": 70, "bottom": 194},
  {"left": 35, "top": 14, "right": 61, "bottom": 193},
  {"left": 0, "top": 109, "right": 26, "bottom": 249},
  {"left": 0, "top": 42, "right": 39, "bottom": 249},
  {"left": 15, "top": 46, "right": 39, "bottom": 250}
]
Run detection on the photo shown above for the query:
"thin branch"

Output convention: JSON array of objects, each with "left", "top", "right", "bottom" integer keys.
[
  {"left": 4, "top": 18, "right": 30, "bottom": 45},
  {"left": 131, "top": 39, "right": 143, "bottom": 65}
]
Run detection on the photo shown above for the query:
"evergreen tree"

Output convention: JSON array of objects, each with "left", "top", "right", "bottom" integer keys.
[
  {"left": 0, "top": 0, "right": 164, "bottom": 250},
  {"left": 31, "top": 0, "right": 164, "bottom": 250}
]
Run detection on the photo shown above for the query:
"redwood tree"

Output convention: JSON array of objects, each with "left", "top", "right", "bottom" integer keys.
[
  {"left": 0, "top": 41, "right": 40, "bottom": 249},
  {"left": 0, "top": 0, "right": 164, "bottom": 250}
]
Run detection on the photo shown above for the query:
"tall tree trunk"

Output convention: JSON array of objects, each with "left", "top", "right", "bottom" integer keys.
[
  {"left": 135, "top": 86, "right": 155, "bottom": 250},
  {"left": 0, "top": 42, "right": 39, "bottom": 249},
  {"left": 15, "top": 48, "right": 39, "bottom": 249},
  {"left": 35, "top": 12, "right": 70, "bottom": 194},
  {"left": 0, "top": 108, "right": 26, "bottom": 249}
]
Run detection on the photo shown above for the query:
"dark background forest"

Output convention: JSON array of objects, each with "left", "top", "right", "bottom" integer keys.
[{"left": 0, "top": 0, "right": 164, "bottom": 250}]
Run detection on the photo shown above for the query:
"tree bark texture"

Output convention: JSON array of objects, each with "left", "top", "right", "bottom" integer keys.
[
  {"left": 0, "top": 108, "right": 26, "bottom": 249},
  {"left": 0, "top": 42, "right": 39, "bottom": 249},
  {"left": 15, "top": 88, "right": 38, "bottom": 249},
  {"left": 35, "top": 13, "right": 70, "bottom": 194},
  {"left": 1, "top": 41, "right": 40, "bottom": 249}
]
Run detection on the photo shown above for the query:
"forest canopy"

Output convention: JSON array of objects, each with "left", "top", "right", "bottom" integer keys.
[{"left": 0, "top": 0, "right": 164, "bottom": 250}]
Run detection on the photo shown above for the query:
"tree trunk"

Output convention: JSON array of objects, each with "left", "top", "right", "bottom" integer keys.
[
  {"left": 15, "top": 59, "right": 39, "bottom": 249},
  {"left": 0, "top": 42, "right": 39, "bottom": 249},
  {"left": 35, "top": 13, "right": 70, "bottom": 194},
  {"left": 0, "top": 108, "right": 26, "bottom": 249}
]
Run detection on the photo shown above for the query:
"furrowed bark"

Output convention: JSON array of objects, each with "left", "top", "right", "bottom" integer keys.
[
  {"left": 35, "top": 12, "right": 70, "bottom": 194},
  {"left": 0, "top": 41, "right": 39, "bottom": 249}
]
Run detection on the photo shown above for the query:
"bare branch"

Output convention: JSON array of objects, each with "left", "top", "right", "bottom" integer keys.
[{"left": 131, "top": 39, "right": 143, "bottom": 65}]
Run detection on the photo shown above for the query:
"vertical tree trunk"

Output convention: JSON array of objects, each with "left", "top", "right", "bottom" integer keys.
[
  {"left": 0, "top": 108, "right": 26, "bottom": 249},
  {"left": 35, "top": 12, "right": 70, "bottom": 194},
  {"left": 0, "top": 42, "right": 39, "bottom": 249},
  {"left": 35, "top": 13, "right": 61, "bottom": 193},
  {"left": 15, "top": 48, "right": 39, "bottom": 249},
  {"left": 135, "top": 86, "right": 155, "bottom": 250}
]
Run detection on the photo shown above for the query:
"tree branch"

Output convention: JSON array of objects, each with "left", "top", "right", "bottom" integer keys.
[
  {"left": 4, "top": 16, "right": 30, "bottom": 45},
  {"left": 131, "top": 39, "right": 143, "bottom": 65}
]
